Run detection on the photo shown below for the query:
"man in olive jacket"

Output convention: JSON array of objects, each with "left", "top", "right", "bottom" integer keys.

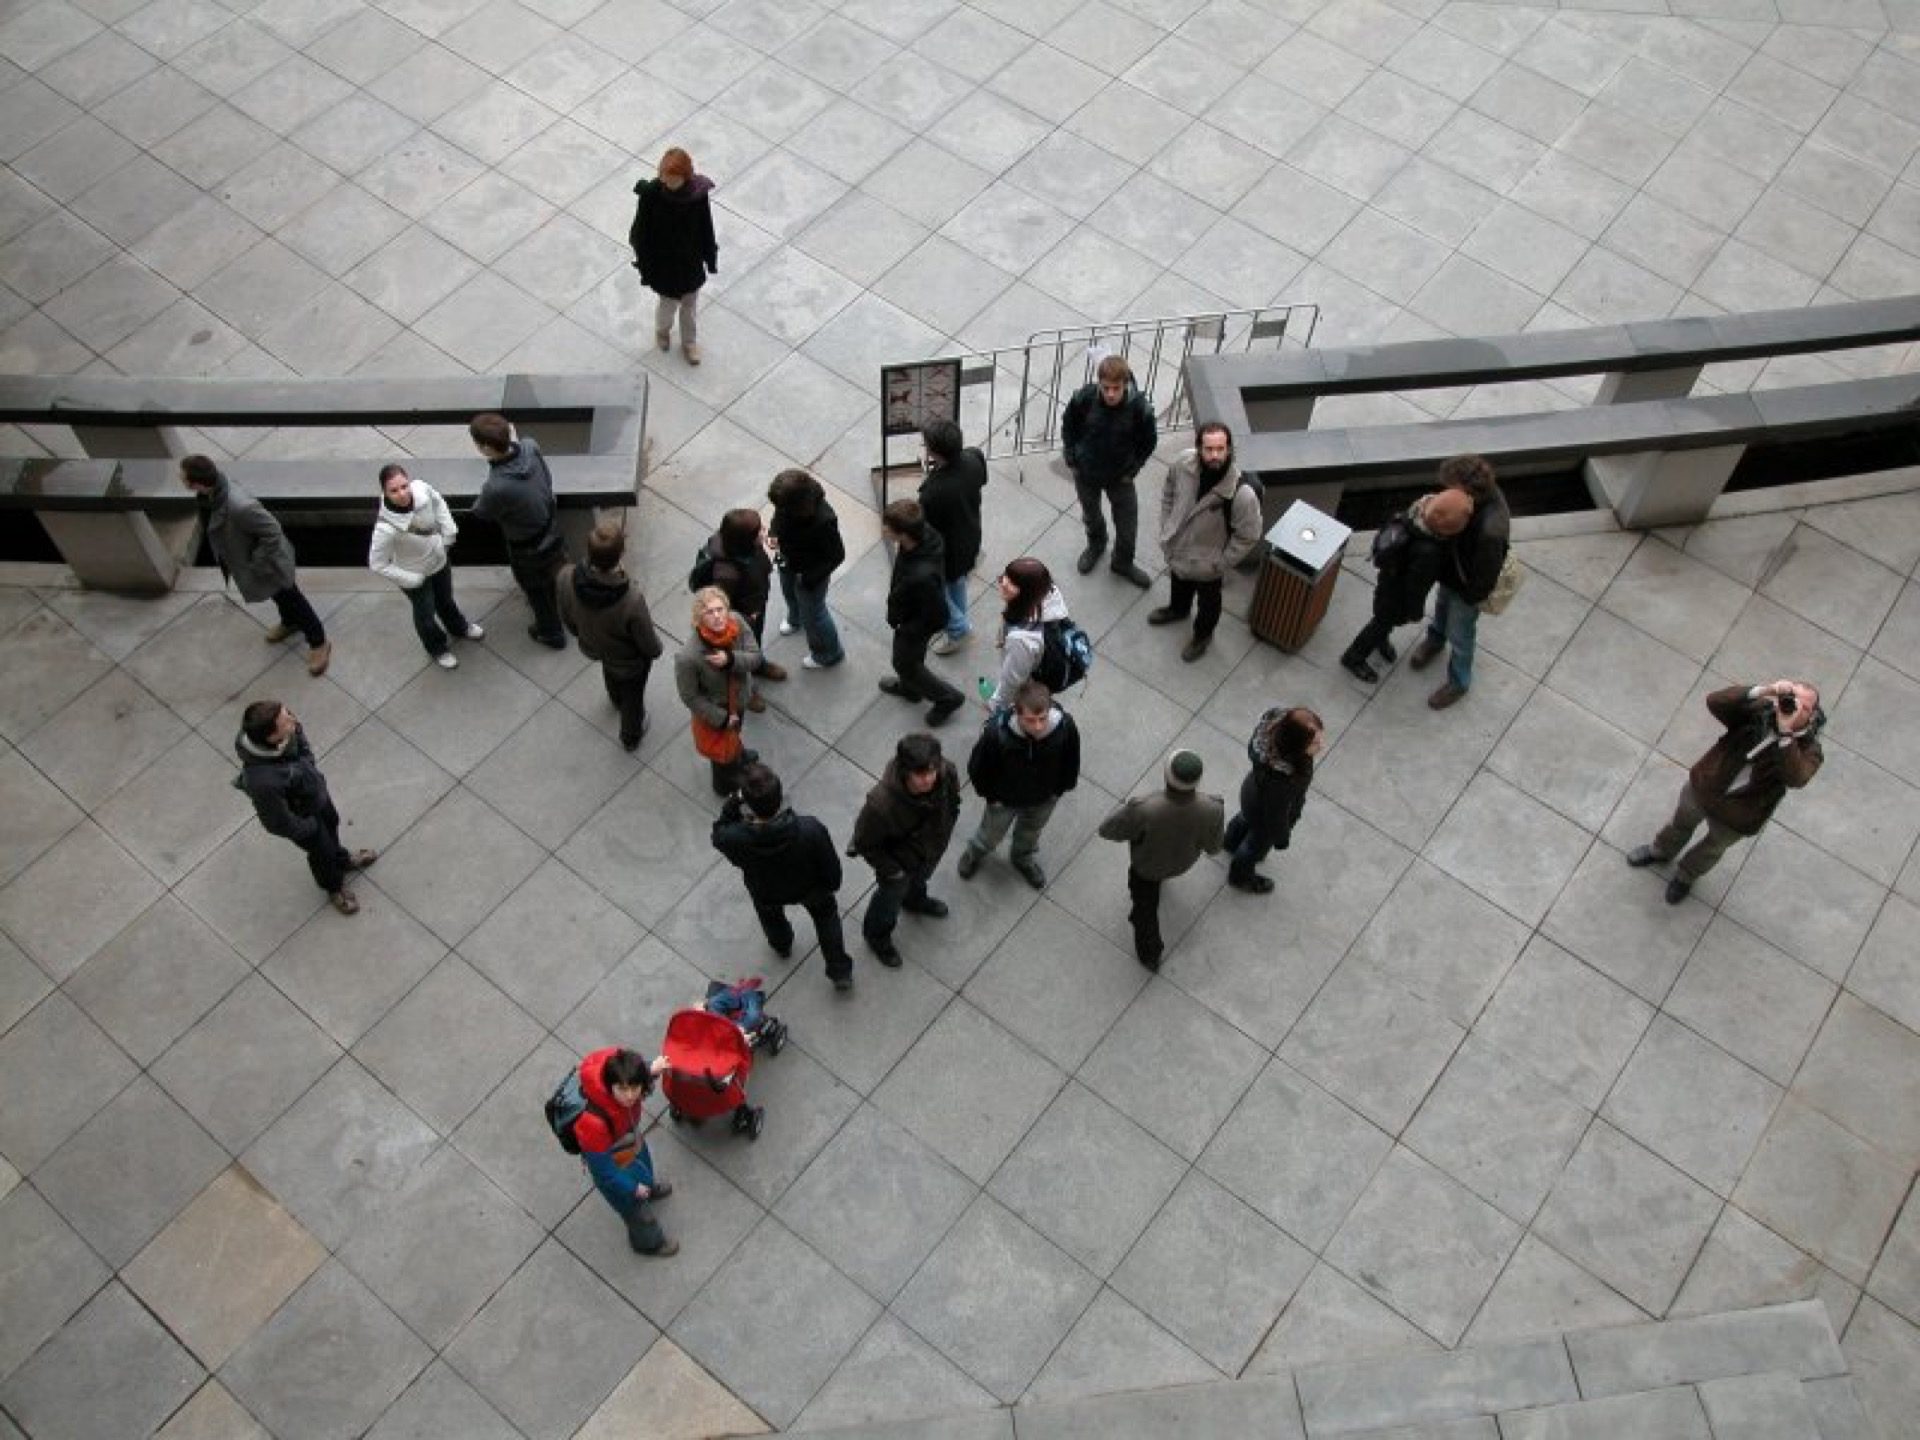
[
  {"left": 557, "top": 521, "right": 663, "bottom": 751},
  {"left": 1098, "top": 749, "right": 1225, "bottom": 970},
  {"left": 851, "top": 732, "right": 962, "bottom": 966},
  {"left": 1629, "top": 680, "right": 1824, "bottom": 904}
]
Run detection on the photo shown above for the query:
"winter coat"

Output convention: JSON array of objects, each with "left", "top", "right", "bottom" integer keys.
[
  {"left": 234, "top": 724, "right": 332, "bottom": 847},
  {"left": 1442, "top": 486, "right": 1511, "bottom": 606},
  {"left": 712, "top": 802, "right": 844, "bottom": 904},
  {"left": 672, "top": 615, "right": 760, "bottom": 728},
  {"left": 991, "top": 586, "right": 1071, "bottom": 708},
  {"left": 851, "top": 756, "right": 962, "bottom": 879},
  {"left": 629, "top": 175, "right": 718, "bottom": 299},
  {"left": 968, "top": 705, "right": 1080, "bottom": 809},
  {"left": 1098, "top": 786, "right": 1225, "bottom": 883},
  {"left": 886, "top": 529, "right": 950, "bottom": 639},
  {"left": 1236, "top": 707, "right": 1314, "bottom": 850},
  {"left": 919, "top": 448, "right": 988, "bottom": 580},
  {"left": 556, "top": 563, "right": 663, "bottom": 678},
  {"left": 769, "top": 498, "right": 846, "bottom": 587},
  {"left": 1687, "top": 685, "right": 1824, "bottom": 835},
  {"left": 1159, "top": 449, "right": 1263, "bottom": 582},
  {"left": 472, "top": 437, "right": 559, "bottom": 558},
  {"left": 199, "top": 473, "right": 296, "bottom": 603},
  {"left": 1372, "top": 501, "right": 1454, "bottom": 627},
  {"left": 367, "top": 478, "right": 457, "bottom": 588},
  {"left": 573, "top": 1046, "right": 651, "bottom": 1210},
  {"left": 1061, "top": 381, "right": 1157, "bottom": 485},
  {"left": 695, "top": 533, "right": 773, "bottom": 626}
]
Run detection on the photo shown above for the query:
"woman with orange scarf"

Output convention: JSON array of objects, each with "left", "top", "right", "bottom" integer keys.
[{"left": 675, "top": 586, "right": 762, "bottom": 795}]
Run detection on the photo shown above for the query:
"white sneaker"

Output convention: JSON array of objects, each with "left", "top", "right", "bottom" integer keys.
[
  {"left": 929, "top": 632, "right": 967, "bottom": 656},
  {"left": 778, "top": 619, "right": 799, "bottom": 637},
  {"left": 435, "top": 651, "right": 459, "bottom": 670},
  {"left": 801, "top": 655, "right": 836, "bottom": 670},
  {"left": 462, "top": 623, "right": 486, "bottom": 641}
]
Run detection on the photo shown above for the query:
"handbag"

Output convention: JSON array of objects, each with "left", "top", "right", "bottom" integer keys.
[{"left": 1478, "top": 551, "right": 1525, "bottom": 616}]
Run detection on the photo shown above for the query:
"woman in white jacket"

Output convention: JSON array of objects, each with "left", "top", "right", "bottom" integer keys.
[
  {"left": 369, "top": 464, "right": 484, "bottom": 669},
  {"left": 987, "top": 556, "right": 1070, "bottom": 710}
]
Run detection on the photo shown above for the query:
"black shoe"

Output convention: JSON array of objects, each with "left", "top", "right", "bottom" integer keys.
[
  {"left": 1138, "top": 946, "right": 1163, "bottom": 973},
  {"left": 1111, "top": 561, "right": 1152, "bottom": 588},
  {"left": 878, "top": 676, "right": 918, "bottom": 700},
  {"left": 832, "top": 974, "right": 854, "bottom": 992},
  {"left": 1665, "top": 876, "right": 1692, "bottom": 905},
  {"left": 740, "top": 749, "right": 759, "bottom": 765},
  {"left": 902, "top": 894, "right": 948, "bottom": 918},
  {"left": 527, "top": 626, "right": 567, "bottom": 650},
  {"left": 1378, "top": 638, "right": 1397, "bottom": 663},
  {"left": 1077, "top": 544, "right": 1105, "bottom": 575},
  {"left": 647, "top": 1180, "right": 672, "bottom": 1200},
  {"left": 620, "top": 734, "right": 641, "bottom": 752},
  {"left": 866, "top": 936, "right": 903, "bottom": 966},
  {"left": 1181, "top": 633, "right": 1211, "bottom": 663},
  {"left": 926, "top": 696, "right": 962, "bottom": 727},
  {"left": 769, "top": 936, "right": 793, "bottom": 959},
  {"left": 957, "top": 848, "right": 980, "bottom": 879},
  {"left": 1626, "top": 845, "right": 1661, "bottom": 868},
  {"left": 1228, "top": 871, "right": 1275, "bottom": 894},
  {"left": 1147, "top": 606, "right": 1183, "bottom": 626},
  {"left": 642, "top": 1239, "right": 680, "bottom": 1257},
  {"left": 1012, "top": 857, "right": 1046, "bottom": 889},
  {"left": 1341, "top": 654, "right": 1379, "bottom": 683}
]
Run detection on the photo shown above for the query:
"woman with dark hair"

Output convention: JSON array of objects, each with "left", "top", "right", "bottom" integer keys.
[
  {"left": 629, "top": 145, "right": 717, "bottom": 365},
  {"left": 692, "top": 506, "right": 786, "bottom": 710},
  {"left": 987, "top": 556, "right": 1069, "bottom": 710},
  {"left": 767, "top": 468, "right": 846, "bottom": 669},
  {"left": 368, "top": 463, "right": 483, "bottom": 669},
  {"left": 1224, "top": 706, "right": 1323, "bottom": 894},
  {"left": 571, "top": 1046, "right": 677, "bottom": 1256}
]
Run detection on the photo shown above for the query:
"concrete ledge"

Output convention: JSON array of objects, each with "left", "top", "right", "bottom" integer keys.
[
  {"left": 1499, "top": 1384, "right": 1709, "bottom": 1440},
  {"left": 1567, "top": 1302, "right": 1845, "bottom": 1399},
  {"left": 1696, "top": 1373, "right": 1821, "bottom": 1440},
  {"left": 1014, "top": 1378, "right": 1303, "bottom": 1440},
  {"left": 1296, "top": 1340, "right": 1576, "bottom": 1436}
]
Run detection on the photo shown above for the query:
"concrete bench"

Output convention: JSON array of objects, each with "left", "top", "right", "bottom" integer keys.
[{"left": 0, "top": 374, "right": 646, "bottom": 592}]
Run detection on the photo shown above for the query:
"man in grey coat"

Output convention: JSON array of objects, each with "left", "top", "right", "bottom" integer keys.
[
  {"left": 182, "top": 455, "right": 332, "bottom": 676},
  {"left": 1149, "top": 423, "right": 1262, "bottom": 663},
  {"left": 1098, "top": 749, "right": 1225, "bottom": 971}
]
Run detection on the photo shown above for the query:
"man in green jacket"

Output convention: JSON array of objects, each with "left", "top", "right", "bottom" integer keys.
[{"left": 1098, "top": 749, "right": 1225, "bottom": 971}]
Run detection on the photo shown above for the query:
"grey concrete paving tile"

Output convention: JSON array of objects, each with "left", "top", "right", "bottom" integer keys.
[
  {"left": 1024, "top": 1287, "right": 1221, "bottom": 1407},
  {"left": 1569, "top": 1298, "right": 1846, "bottom": 1396},
  {"left": 0, "top": 932, "right": 50, "bottom": 1042},
  {"left": 369, "top": 787, "right": 541, "bottom": 946},
  {"left": 1343, "top": 858, "right": 1530, "bottom": 1027},
  {"left": 1281, "top": 959, "right": 1465, "bottom": 1133},
  {"left": 0, "top": 988, "right": 134, "bottom": 1172},
  {"left": 1298, "top": 1337, "right": 1577, "bottom": 1435},
  {"left": 1665, "top": 914, "right": 1837, "bottom": 1087},
  {"left": 1710, "top": 597, "right": 1862, "bottom": 727},
  {"left": 1868, "top": 1180, "right": 1920, "bottom": 1327},
  {"left": 1698, "top": 1372, "right": 1824, "bottom": 1440},
  {"left": 671, "top": 1216, "right": 876, "bottom": 1426},
  {"left": 1535, "top": 1119, "right": 1722, "bottom": 1314},
  {"left": 1722, "top": 826, "right": 1884, "bottom": 984},
  {"left": 1249, "top": 1262, "right": 1435, "bottom": 1379},
  {"left": 772, "top": 946, "right": 950, "bottom": 1096},
  {"left": 457, "top": 855, "right": 636, "bottom": 1027},
  {"left": 558, "top": 767, "right": 737, "bottom": 928},
  {"left": 1843, "top": 1297, "right": 1920, "bottom": 1440},
  {"left": 1200, "top": 1057, "right": 1394, "bottom": 1249},
  {"left": 221, "top": 1261, "right": 430, "bottom": 1440},
  {"left": 1471, "top": 936, "right": 1652, "bottom": 1110},
  {"left": 1463, "top": 1232, "right": 1648, "bottom": 1347},
  {"left": 576, "top": 1338, "right": 769, "bottom": 1440},
  {"left": 964, "top": 898, "right": 1143, "bottom": 1073},
  {"left": 1499, "top": 1385, "right": 1711, "bottom": 1440},
  {"left": 1790, "top": 993, "right": 1920, "bottom": 1167},
  {"left": 1021, "top": 1375, "right": 1303, "bottom": 1439},
  {"left": 791, "top": 1312, "right": 997, "bottom": 1432},
  {"left": 1546, "top": 606, "right": 1702, "bottom": 744},
  {"left": 0, "top": 607, "right": 115, "bottom": 744},
  {"left": 669, "top": 1038, "right": 860, "bottom": 1209},
  {"left": 1601, "top": 1015, "right": 1782, "bottom": 1197},
  {"left": 1761, "top": 524, "right": 1905, "bottom": 652},
  {"left": 365, "top": 1360, "right": 520, "bottom": 1440},
  {"left": 1601, "top": 537, "right": 1752, "bottom": 664},
  {"left": 450, "top": 1037, "right": 592, "bottom": 1230},
  {"left": 351, "top": 955, "right": 541, "bottom": 1133},
  {"left": 0, "top": 1281, "right": 202, "bottom": 1440},
  {"left": 1673, "top": 1204, "right": 1860, "bottom": 1336},
  {"left": 0, "top": 745, "right": 83, "bottom": 889},
  {"left": 154, "top": 1379, "right": 271, "bottom": 1439},
  {"left": 0, "top": 1184, "right": 110, "bottom": 1379},
  {"left": 1831, "top": 657, "right": 1920, "bottom": 796},
  {"left": 1541, "top": 844, "right": 1709, "bottom": 1005},
  {"left": 775, "top": 1102, "right": 973, "bottom": 1303},
  {"left": 895, "top": 1194, "right": 1097, "bottom": 1402},
  {"left": 1845, "top": 892, "right": 1920, "bottom": 1038},
  {"left": 261, "top": 876, "right": 446, "bottom": 1046}
]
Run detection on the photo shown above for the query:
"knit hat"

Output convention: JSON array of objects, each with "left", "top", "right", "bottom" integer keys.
[
  {"left": 1166, "top": 749, "right": 1204, "bottom": 791},
  {"left": 1421, "top": 488, "right": 1473, "bottom": 537}
]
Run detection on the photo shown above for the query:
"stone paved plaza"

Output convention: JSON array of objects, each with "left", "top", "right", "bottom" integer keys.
[{"left": 5, "top": 0, "right": 1920, "bottom": 1435}]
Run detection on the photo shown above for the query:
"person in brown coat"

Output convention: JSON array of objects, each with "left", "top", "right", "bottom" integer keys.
[
  {"left": 557, "top": 521, "right": 663, "bottom": 751},
  {"left": 1628, "top": 680, "right": 1824, "bottom": 903},
  {"left": 850, "top": 732, "right": 962, "bottom": 967}
]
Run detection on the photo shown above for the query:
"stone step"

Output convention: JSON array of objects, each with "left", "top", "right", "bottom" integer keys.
[{"left": 782, "top": 1302, "right": 1870, "bottom": 1440}]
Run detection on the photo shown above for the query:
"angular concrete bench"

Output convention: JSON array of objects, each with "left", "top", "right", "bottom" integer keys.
[
  {"left": 1187, "top": 298, "right": 1920, "bottom": 528},
  {"left": 0, "top": 374, "right": 647, "bottom": 592}
]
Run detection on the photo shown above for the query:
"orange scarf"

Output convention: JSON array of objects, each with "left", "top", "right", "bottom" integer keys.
[{"left": 690, "top": 613, "right": 745, "bottom": 762}]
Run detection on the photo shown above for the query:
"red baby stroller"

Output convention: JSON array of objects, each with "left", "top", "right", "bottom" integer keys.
[{"left": 660, "top": 977, "right": 787, "bottom": 1141}]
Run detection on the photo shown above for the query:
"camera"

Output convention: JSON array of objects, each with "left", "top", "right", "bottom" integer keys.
[{"left": 1776, "top": 693, "right": 1797, "bottom": 717}]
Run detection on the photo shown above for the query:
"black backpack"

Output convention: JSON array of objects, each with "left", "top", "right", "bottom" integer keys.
[
  {"left": 1033, "top": 617, "right": 1094, "bottom": 692},
  {"left": 543, "top": 1068, "right": 611, "bottom": 1155}
]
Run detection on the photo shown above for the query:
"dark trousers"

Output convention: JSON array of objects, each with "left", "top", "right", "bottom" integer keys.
[
  {"left": 1126, "top": 868, "right": 1164, "bottom": 963},
  {"left": 402, "top": 569, "right": 469, "bottom": 656},
  {"left": 1163, "top": 574, "right": 1224, "bottom": 637},
  {"left": 753, "top": 891, "right": 852, "bottom": 981},
  {"left": 603, "top": 662, "right": 651, "bottom": 747},
  {"left": 1224, "top": 813, "right": 1272, "bottom": 882},
  {"left": 1074, "top": 472, "right": 1139, "bottom": 565},
  {"left": 272, "top": 585, "right": 326, "bottom": 647},
  {"left": 1342, "top": 614, "right": 1397, "bottom": 665},
  {"left": 890, "top": 628, "right": 963, "bottom": 708},
  {"left": 509, "top": 546, "right": 565, "bottom": 641},
  {"left": 296, "top": 800, "right": 353, "bottom": 894},
  {"left": 864, "top": 866, "right": 933, "bottom": 943}
]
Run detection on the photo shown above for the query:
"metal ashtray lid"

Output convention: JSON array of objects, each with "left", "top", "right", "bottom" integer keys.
[{"left": 1265, "top": 499, "right": 1351, "bottom": 572}]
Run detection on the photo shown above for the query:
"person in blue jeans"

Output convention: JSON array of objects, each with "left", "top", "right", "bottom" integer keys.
[
  {"left": 1224, "top": 705, "right": 1321, "bottom": 894},
  {"left": 767, "top": 468, "right": 846, "bottom": 669},
  {"left": 572, "top": 1046, "right": 677, "bottom": 1257},
  {"left": 851, "top": 732, "right": 961, "bottom": 966},
  {"left": 1409, "top": 454, "right": 1509, "bottom": 710},
  {"left": 917, "top": 418, "right": 987, "bottom": 656}
]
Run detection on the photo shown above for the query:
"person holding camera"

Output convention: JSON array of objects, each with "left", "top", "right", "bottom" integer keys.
[{"left": 1627, "top": 680, "right": 1824, "bottom": 904}]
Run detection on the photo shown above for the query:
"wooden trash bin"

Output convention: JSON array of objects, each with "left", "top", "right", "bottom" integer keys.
[{"left": 1248, "top": 500, "right": 1350, "bottom": 651}]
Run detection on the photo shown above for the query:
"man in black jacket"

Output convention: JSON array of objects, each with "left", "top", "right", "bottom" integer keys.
[
  {"left": 1408, "top": 454, "right": 1510, "bottom": 710},
  {"left": 557, "top": 521, "right": 663, "bottom": 751},
  {"left": 470, "top": 411, "right": 568, "bottom": 649},
  {"left": 878, "top": 498, "right": 964, "bottom": 726},
  {"left": 918, "top": 418, "right": 988, "bottom": 656},
  {"left": 234, "top": 699, "right": 375, "bottom": 915},
  {"left": 852, "top": 733, "right": 962, "bottom": 966},
  {"left": 958, "top": 680, "right": 1079, "bottom": 889},
  {"left": 712, "top": 764, "right": 854, "bottom": 991},
  {"left": 1061, "top": 354, "right": 1157, "bottom": 587}
]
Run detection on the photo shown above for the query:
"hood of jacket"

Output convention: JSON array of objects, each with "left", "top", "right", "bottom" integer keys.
[
  {"left": 376, "top": 482, "right": 435, "bottom": 532},
  {"left": 234, "top": 728, "right": 291, "bottom": 769},
  {"left": 490, "top": 442, "right": 542, "bottom": 487},
  {"left": 722, "top": 806, "right": 802, "bottom": 858},
  {"left": 572, "top": 563, "right": 631, "bottom": 610},
  {"left": 897, "top": 526, "right": 946, "bottom": 579},
  {"left": 996, "top": 704, "right": 1064, "bottom": 745},
  {"left": 1247, "top": 705, "right": 1311, "bottom": 780},
  {"left": 636, "top": 174, "right": 715, "bottom": 201},
  {"left": 195, "top": 472, "right": 231, "bottom": 511}
]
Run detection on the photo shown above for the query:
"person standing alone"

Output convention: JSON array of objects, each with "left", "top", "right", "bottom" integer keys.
[
  {"left": 629, "top": 146, "right": 718, "bottom": 366},
  {"left": 182, "top": 455, "right": 332, "bottom": 676},
  {"left": 1061, "top": 354, "right": 1157, "bottom": 587},
  {"left": 233, "top": 699, "right": 374, "bottom": 915}
]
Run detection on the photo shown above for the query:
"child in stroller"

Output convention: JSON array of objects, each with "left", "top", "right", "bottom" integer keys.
[{"left": 660, "top": 977, "right": 788, "bottom": 1140}]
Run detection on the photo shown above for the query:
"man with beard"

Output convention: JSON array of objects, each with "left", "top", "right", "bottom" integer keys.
[{"left": 1149, "top": 423, "right": 1263, "bottom": 662}]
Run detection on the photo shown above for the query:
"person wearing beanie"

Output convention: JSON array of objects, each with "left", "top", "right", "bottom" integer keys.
[
  {"left": 1097, "top": 748, "right": 1225, "bottom": 969},
  {"left": 1225, "top": 707, "right": 1322, "bottom": 893},
  {"left": 1340, "top": 487, "right": 1474, "bottom": 683},
  {"left": 711, "top": 762, "right": 854, "bottom": 990},
  {"left": 1409, "top": 453, "right": 1510, "bottom": 709}
]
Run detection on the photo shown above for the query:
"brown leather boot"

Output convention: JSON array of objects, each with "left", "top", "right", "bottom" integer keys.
[{"left": 758, "top": 661, "right": 788, "bottom": 682}]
